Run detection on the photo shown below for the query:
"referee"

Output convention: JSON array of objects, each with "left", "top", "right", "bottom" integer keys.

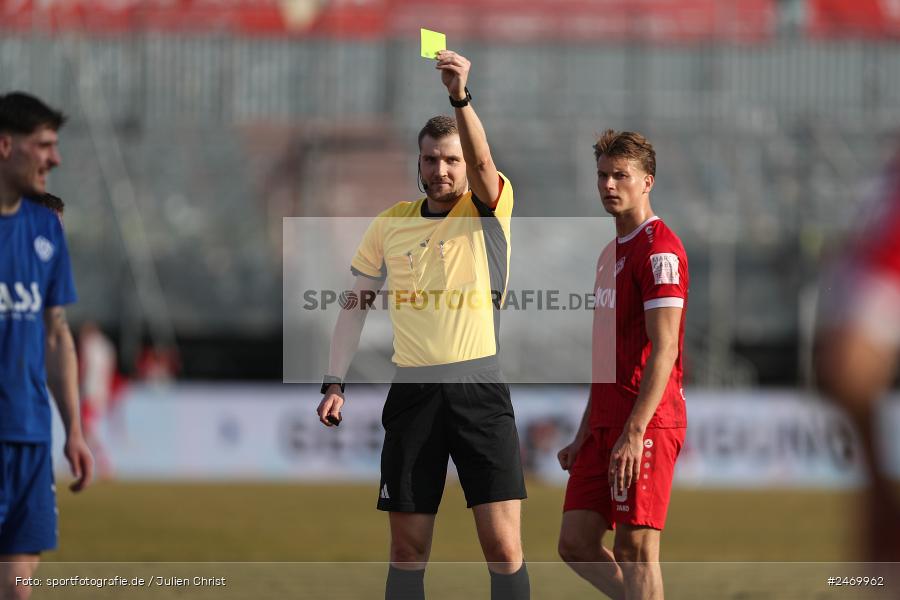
[{"left": 317, "top": 51, "right": 529, "bottom": 600}]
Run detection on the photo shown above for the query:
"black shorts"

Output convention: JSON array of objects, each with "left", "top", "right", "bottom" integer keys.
[{"left": 377, "top": 357, "right": 527, "bottom": 514}]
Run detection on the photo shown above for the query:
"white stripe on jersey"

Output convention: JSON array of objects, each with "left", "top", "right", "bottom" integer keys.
[{"left": 644, "top": 297, "right": 684, "bottom": 310}]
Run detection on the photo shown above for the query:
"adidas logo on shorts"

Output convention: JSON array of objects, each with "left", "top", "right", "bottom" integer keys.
[{"left": 380, "top": 484, "right": 390, "bottom": 500}]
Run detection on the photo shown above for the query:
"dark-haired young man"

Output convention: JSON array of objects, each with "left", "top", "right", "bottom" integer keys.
[
  {"left": 0, "top": 92, "right": 94, "bottom": 599},
  {"left": 30, "top": 193, "right": 65, "bottom": 216},
  {"left": 316, "top": 52, "right": 529, "bottom": 599},
  {"left": 557, "top": 130, "right": 688, "bottom": 600}
]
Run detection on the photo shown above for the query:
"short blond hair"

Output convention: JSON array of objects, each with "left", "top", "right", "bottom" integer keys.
[{"left": 593, "top": 129, "right": 656, "bottom": 176}]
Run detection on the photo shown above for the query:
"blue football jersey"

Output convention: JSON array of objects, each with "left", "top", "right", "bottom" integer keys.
[{"left": 0, "top": 199, "right": 77, "bottom": 442}]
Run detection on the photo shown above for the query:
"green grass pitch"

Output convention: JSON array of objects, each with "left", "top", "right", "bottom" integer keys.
[{"left": 34, "top": 481, "right": 890, "bottom": 599}]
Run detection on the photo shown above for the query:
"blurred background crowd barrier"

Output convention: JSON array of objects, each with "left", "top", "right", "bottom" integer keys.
[
  {"left": 3, "top": 0, "right": 900, "bottom": 486},
  {"left": 3, "top": 0, "right": 899, "bottom": 387}
]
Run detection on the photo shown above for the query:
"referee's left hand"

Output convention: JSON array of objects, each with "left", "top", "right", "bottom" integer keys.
[
  {"left": 435, "top": 50, "right": 470, "bottom": 102},
  {"left": 608, "top": 431, "right": 643, "bottom": 496},
  {"left": 317, "top": 385, "right": 344, "bottom": 427}
]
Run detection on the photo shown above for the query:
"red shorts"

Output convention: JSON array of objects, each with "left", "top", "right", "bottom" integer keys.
[{"left": 563, "top": 427, "right": 685, "bottom": 530}]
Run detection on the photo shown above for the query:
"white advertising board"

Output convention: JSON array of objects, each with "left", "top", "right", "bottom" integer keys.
[{"left": 52, "top": 385, "right": 897, "bottom": 488}]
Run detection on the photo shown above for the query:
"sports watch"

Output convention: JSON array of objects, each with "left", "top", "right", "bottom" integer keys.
[
  {"left": 321, "top": 375, "right": 345, "bottom": 395},
  {"left": 450, "top": 87, "right": 472, "bottom": 108}
]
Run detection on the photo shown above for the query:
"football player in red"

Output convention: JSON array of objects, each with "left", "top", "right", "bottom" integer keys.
[
  {"left": 557, "top": 130, "right": 688, "bottom": 600},
  {"left": 817, "top": 150, "right": 900, "bottom": 561}
]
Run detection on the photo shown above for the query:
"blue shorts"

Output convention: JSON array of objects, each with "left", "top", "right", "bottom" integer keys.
[{"left": 0, "top": 442, "right": 58, "bottom": 554}]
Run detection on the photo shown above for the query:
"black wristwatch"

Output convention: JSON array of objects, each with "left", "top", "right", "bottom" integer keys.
[
  {"left": 450, "top": 87, "right": 472, "bottom": 108},
  {"left": 321, "top": 375, "right": 345, "bottom": 395}
]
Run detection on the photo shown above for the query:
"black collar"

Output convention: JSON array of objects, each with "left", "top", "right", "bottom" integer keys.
[{"left": 421, "top": 202, "right": 452, "bottom": 219}]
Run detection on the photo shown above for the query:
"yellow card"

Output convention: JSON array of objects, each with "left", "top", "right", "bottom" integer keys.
[{"left": 420, "top": 28, "right": 446, "bottom": 60}]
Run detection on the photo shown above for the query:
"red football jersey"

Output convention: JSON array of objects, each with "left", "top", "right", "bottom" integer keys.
[
  {"left": 832, "top": 152, "right": 900, "bottom": 345},
  {"left": 855, "top": 153, "right": 900, "bottom": 278},
  {"left": 590, "top": 216, "right": 688, "bottom": 429}
]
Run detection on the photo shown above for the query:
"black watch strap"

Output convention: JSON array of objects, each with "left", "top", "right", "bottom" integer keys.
[
  {"left": 321, "top": 375, "right": 345, "bottom": 395},
  {"left": 450, "top": 87, "right": 472, "bottom": 108}
]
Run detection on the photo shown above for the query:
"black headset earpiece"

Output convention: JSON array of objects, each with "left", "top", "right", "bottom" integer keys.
[{"left": 417, "top": 160, "right": 428, "bottom": 193}]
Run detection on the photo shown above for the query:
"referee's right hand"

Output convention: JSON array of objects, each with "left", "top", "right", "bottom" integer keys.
[{"left": 317, "top": 385, "right": 344, "bottom": 427}]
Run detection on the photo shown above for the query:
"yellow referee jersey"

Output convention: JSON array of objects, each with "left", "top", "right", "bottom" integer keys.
[{"left": 351, "top": 173, "right": 513, "bottom": 367}]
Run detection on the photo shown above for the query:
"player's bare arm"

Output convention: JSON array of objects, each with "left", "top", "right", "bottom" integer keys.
[
  {"left": 43, "top": 305, "right": 94, "bottom": 492},
  {"left": 817, "top": 325, "right": 900, "bottom": 554},
  {"left": 609, "top": 306, "right": 681, "bottom": 494},
  {"left": 317, "top": 274, "right": 385, "bottom": 427},
  {"left": 558, "top": 392, "right": 592, "bottom": 471},
  {"left": 435, "top": 50, "right": 501, "bottom": 206},
  {"left": 817, "top": 327, "right": 897, "bottom": 424},
  {"left": 817, "top": 325, "right": 898, "bottom": 497}
]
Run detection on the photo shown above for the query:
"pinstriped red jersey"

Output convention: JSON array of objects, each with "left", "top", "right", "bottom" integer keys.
[
  {"left": 856, "top": 154, "right": 900, "bottom": 278},
  {"left": 833, "top": 152, "right": 900, "bottom": 345},
  {"left": 590, "top": 216, "right": 688, "bottom": 429}
]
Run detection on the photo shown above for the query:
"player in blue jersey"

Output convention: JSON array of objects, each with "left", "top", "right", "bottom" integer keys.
[{"left": 0, "top": 92, "right": 93, "bottom": 599}]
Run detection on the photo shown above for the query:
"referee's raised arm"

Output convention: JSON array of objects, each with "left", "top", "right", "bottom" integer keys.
[{"left": 435, "top": 51, "right": 501, "bottom": 208}]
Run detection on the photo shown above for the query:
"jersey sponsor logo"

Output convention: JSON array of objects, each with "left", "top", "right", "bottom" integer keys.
[
  {"left": 595, "top": 286, "right": 616, "bottom": 309},
  {"left": 0, "top": 282, "right": 43, "bottom": 315},
  {"left": 34, "top": 236, "right": 55, "bottom": 262},
  {"left": 650, "top": 253, "right": 680, "bottom": 285},
  {"left": 615, "top": 257, "right": 626, "bottom": 277}
]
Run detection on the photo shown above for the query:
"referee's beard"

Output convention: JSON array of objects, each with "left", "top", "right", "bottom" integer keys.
[{"left": 425, "top": 183, "right": 468, "bottom": 207}]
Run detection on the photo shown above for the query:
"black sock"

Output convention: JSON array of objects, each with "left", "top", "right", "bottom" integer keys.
[
  {"left": 489, "top": 562, "right": 530, "bottom": 600},
  {"left": 385, "top": 565, "right": 425, "bottom": 600}
]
